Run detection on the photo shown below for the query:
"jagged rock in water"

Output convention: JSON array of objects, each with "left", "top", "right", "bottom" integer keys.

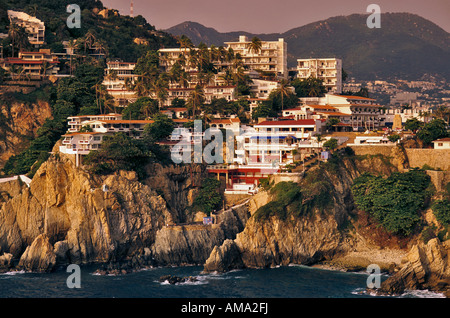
[
  {"left": 203, "top": 239, "right": 244, "bottom": 273},
  {"left": 0, "top": 252, "right": 13, "bottom": 272},
  {"left": 159, "top": 275, "right": 198, "bottom": 285},
  {"left": 150, "top": 205, "right": 250, "bottom": 266},
  {"left": 17, "top": 234, "right": 56, "bottom": 272},
  {"left": 378, "top": 238, "right": 450, "bottom": 296},
  {"left": 0, "top": 155, "right": 172, "bottom": 271}
]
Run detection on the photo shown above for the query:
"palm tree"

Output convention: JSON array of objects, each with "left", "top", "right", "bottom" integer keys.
[
  {"left": 248, "top": 37, "right": 262, "bottom": 54},
  {"left": 276, "top": 80, "right": 291, "bottom": 112},
  {"left": 187, "top": 85, "right": 204, "bottom": 118},
  {"left": 82, "top": 30, "right": 97, "bottom": 54},
  {"left": 178, "top": 70, "right": 191, "bottom": 88},
  {"left": 178, "top": 35, "right": 193, "bottom": 56},
  {"left": 219, "top": 69, "right": 234, "bottom": 86},
  {"left": 40, "top": 60, "right": 51, "bottom": 80},
  {"left": 93, "top": 39, "right": 108, "bottom": 57},
  {"left": 152, "top": 76, "right": 169, "bottom": 110},
  {"left": 9, "top": 64, "right": 24, "bottom": 81},
  {"left": 8, "top": 23, "right": 29, "bottom": 57},
  {"left": 66, "top": 39, "right": 78, "bottom": 75}
]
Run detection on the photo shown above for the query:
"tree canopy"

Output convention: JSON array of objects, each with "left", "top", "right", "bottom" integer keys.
[{"left": 351, "top": 169, "right": 433, "bottom": 236}]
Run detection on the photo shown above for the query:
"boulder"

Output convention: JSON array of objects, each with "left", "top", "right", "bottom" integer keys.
[
  {"left": 18, "top": 234, "right": 56, "bottom": 272},
  {"left": 378, "top": 238, "right": 450, "bottom": 295},
  {"left": 0, "top": 253, "right": 13, "bottom": 272}
]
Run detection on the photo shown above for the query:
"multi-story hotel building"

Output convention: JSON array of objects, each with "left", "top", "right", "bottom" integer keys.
[
  {"left": 324, "top": 94, "right": 383, "bottom": 130},
  {"left": 159, "top": 35, "right": 288, "bottom": 80},
  {"left": 225, "top": 36, "right": 287, "bottom": 79},
  {"left": 60, "top": 113, "right": 154, "bottom": 166},
  {"left": 1, "top": 49, "right": 59, "bottom": 79},
  {"left": 296, "top": 58, "right": 342, "bottom": 93},
  {"left": 8, "top": 10, "right": 45, "bottom": 47},
  {"left": 102, "top": 61, "right": 138, "bottom": 106}
]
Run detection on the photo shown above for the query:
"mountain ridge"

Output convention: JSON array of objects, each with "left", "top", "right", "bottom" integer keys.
[{"left": 165, "top": 13, "right": 450, "bottom": 81}]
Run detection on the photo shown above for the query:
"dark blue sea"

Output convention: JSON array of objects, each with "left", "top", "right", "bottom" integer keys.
[{"left": 0, "top": 264, "right": 444, "bottom": 299}]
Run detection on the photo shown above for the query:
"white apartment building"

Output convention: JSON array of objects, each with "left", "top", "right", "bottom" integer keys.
[
  {"left": 1, "top": 49, "right": 59, "bottom": 79},
  {"left": 8, "top": 10, "right": 45, "bottom": 47},
  {"left": 381, "top": 106, "right": 433, "bottom": 126},
  {"left": 297, "top": 58, "right": 342, "bottom": 93},
  {"left": 60, "top": 113, "right": 155, "bottom": 166},
  {"left": 103, "top": 61, "right": 138, "bottom": 106},
  {"left": 225, "top": 36, "right": 287, "bottom": 79},
  {"left": 204, "top": 85, "right": 237, "bottom": 103},
  {"left": 249, "top": 79, "right": 280, "bottom": 99},
  {"left": 324, "top": 94, "right": 383, "bottom": 130}
]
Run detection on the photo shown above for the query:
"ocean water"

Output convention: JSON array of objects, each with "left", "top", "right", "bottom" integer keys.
[{"left": 0, "top": 264, "right": 444, "bottom": 299}]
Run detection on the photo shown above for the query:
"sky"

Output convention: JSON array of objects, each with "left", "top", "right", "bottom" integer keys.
[{"left": 101, "top": 0, "right": 450, "bottom": 33}]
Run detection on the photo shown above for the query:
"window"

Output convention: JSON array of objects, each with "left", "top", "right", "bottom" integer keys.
[{"left": 438, "top": 143, "right": 443, "bottom": 147}]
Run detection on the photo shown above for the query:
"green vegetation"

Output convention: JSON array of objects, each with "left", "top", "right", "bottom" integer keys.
[
  {"left": 253, "top": 181, "right": 302, "bottom": 221},
  {"left": 254, "top": 171, "right": 333, "bottom": 222},
  {"left": 323, "top": 138, "right": 338, "bottom": 151},
  {"left": 432, "top": 200, "right": 450, "bottom": 226},
  {"left": 83, "top": 132, "right": 167, "bottom": 180},
  {"left": 192, "top": 178, "right": 222, "bottom": 215},
  {"left": 291, "top": 76, "right": 327, "bottom": 98},
  {"left": 121, "top": 97, "right": 159, "bottom": 120},
  {"left": 387, "top": 134, "right": 401, "bottom": 143},
  {"left": 144, "top": 113, "right": 174, "bottom": 142},
  {"left": 404, "top": 118, "right": 423, "bottom": 133},
  {"left": 2, "top": 0, "right": 177, "bottom": 62},
  {"left": 2, "top": 61, "right": 104, "bottom": 176},
  {"left": 416, "top": 118, "right": 448, "bottom": 145},
  {"left": 351, "top": 169, "right": 433, "bottom": 236}
]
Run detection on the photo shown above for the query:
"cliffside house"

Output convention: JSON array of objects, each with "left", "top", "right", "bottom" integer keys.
[
  {"left": 432, "top": 138, "right": 450, "bottom": 149},
  {"left": 206, "top": 118, "right": 326, "bottom": 193},
  {"left": 1, "top": 49, "right": 59, "bottom": 79},
  {"left": 8, "top": 10, "right": 45, "bottom": 47},
  {"left": 59, "top": 114, "right": 154, "bottom": 166},
  {"left": 102, "top": 61, "right": 138, "bottom": 106}
]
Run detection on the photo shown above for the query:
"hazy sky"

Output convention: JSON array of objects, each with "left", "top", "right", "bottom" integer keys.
[{"left": 101, "top": 0, "right": 450, "bottom": 33}]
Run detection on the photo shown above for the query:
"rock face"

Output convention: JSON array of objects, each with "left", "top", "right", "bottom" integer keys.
[
  {"left": 204, "top": 211, "right": 349, "bottom": 272},
  {"left": 378, "top": 238, "right": 450, "bottom": 296},
  {"left": 0, "top": 153, "right": 251, "bottom": 272},
  {"left": 203, "top": 156, "right": 403, "bottom": 273},
  {"left": 0, "top": 98, "right": 52, "bottom": 169},
  {"left": 18, "top": 234, "right": 56, "bottom": 272},
  {"left": 0, "top": 154, "right": 174, "bottom": 270},
  {"left": 151, "top": 204, "right": 250, "bottom": 266}
]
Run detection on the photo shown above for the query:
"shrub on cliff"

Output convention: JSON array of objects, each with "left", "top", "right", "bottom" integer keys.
[
  {"left": 351, "top": 168, "right": 433, "bottom": 236},
  {"left": 416, "top": 118, "right": 448, "bottom": 146},
  {"left": 432, "top": 199, "right": 450, "bottom": 226},
  {"left": 192, "top": 178, "right": 222, "bottom": 215},
  {"left": 83, "top": 132, "right": 162, "bottom": 179}
]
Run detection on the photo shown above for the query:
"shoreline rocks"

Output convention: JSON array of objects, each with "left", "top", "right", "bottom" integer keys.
[
  {"left": 159, "top": 275, "right": 198, "bottom": 285},
  {"left": 377, "top": 238, "right": 450, "bottom": 297}
]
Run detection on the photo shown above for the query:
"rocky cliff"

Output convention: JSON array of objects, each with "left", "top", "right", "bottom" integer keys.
[
  {"left": 204, "top": 155, "right": 400, "bottom": 273},
  {"left": 0, "top": 154, "right": 171, "bottom": 271},
  {"left": 0, "top": 152, "right": 251, "bottom": 273},
  {"left": 378, "top": 238, "right": 450, "bottom": 297},
  {"left": 0, "top": 96, "right": 52, "bottom": 170}
]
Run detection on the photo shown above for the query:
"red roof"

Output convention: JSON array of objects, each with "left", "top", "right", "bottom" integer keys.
[
  {"left": 432, "top": 138, "right": 450, "bottom": 142},
  {"left": 256, "top": 119, "right": 317, "bottom": 126},
  {"left": 333, "top": 95, "right": 375, "bottom": 101}
]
